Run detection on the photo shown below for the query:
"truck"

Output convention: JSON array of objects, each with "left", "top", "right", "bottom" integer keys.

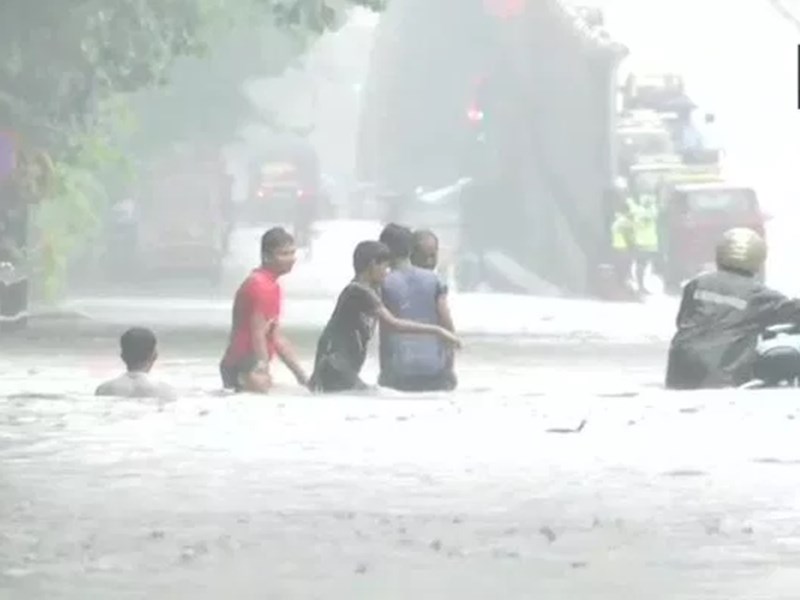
[
  {"left": 657, "top": 177, "right": 766, "bottom": 294},
  {"left": 241, "top": 137, "right": 324, "bottom": 248},
  {"left": 132, "top": 147, "right": 233, "bottom": 283}
]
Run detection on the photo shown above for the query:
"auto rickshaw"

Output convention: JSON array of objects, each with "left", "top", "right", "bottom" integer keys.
[{"left": 659, "top": 180, "right": 766, "bottom": 294}]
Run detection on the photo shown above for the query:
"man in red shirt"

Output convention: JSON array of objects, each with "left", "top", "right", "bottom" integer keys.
[{"left": 220, "top": 227, "right": 308, "bottom": 392}]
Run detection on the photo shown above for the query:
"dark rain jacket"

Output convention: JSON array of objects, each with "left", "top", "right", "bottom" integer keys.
[{"left": 665, "top": 269, "right": 800, "bottom": 390}]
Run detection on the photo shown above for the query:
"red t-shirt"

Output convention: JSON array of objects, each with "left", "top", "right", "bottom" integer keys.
[{"left": 223, "top": 268, "right": 281, "bottom": 364}]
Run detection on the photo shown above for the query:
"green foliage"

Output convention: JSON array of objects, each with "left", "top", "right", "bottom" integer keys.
[
  {"left": 269, "top": 0, "right": 389, "bottom": 32},
  {"left": 0, "top": 0, "right": 388, "bottom": 301},
  {"left": 124, "top": 17, "right": 307, "bottom": 154},
  {"left": 30, "top": 98, "right": 133, "bottom": 300},
  {"left": 0, "top": 0, "right": 230, "bottom": 150}
]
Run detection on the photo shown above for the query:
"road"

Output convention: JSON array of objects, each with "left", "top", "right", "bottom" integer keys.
[
  {"left": 3, "top": 348, "right": 800, "bottom": 599},
  {"left": 3, "top": 1, "right": 800, "bottom": 598}
]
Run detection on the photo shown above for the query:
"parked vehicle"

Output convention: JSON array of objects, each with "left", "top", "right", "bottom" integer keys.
[
  {"left": 133, "top": 148, "right": 233, "bottom": 283},
  {"left": 660, "top": 181, "right": 767, "bottom": 293}
]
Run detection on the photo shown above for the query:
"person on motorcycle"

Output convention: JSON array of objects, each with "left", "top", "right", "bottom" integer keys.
[{"left": 665, "top": 227, "right": 800, "bottom": 390}]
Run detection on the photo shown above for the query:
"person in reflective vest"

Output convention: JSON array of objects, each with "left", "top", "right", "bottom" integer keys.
[
  {"left": 611, "top": 197, "right": 635, "bottom": 290},
  {"left": 631, "top": 194, "right": 659, "bottom": 294}
]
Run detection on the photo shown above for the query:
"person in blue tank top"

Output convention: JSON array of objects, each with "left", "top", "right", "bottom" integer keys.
[
  {"left": 411, "top": 229, "right": 457, "bottom": 389},
  {"left": 378, "top": 224, "right": 458, "bottom": 392},
  {"left": 308, "top": 240, "right": 460, "bottom": 394}
]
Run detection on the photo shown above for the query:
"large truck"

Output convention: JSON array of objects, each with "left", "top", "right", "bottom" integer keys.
[
  {"left": 131, "top": 147, "right": 233, "bottom": 283},
  {"left": 357, "top": 0, "right": 628, "bottom": 295},
  {"left": 240, "top": 137, "right": 325, "bottom": 248}
]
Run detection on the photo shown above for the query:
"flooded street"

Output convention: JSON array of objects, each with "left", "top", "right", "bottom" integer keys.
[
  {"left": 4, "top": 0, "right": 800, "bottom": 597},
  {"left": 4, "top": 329, "right": 800, "bottom": 599}
]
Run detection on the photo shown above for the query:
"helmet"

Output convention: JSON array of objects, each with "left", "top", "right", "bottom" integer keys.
[{"left": 715, "top": 227, "right": 766, "bottom": 275}]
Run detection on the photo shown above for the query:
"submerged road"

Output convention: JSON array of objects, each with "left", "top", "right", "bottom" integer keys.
[
  {"left": 3, "top": 327, "right": 800, "bottom": 599},
  {"left": 4, "top": 0, "right": 800, "bottom": 595}
]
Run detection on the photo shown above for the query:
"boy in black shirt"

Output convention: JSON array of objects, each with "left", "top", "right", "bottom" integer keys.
[{"left": 309, "top": 240, "right": 461, "bottom": 393}]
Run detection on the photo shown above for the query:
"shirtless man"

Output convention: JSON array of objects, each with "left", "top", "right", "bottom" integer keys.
[{"left": 95, "top": 327, "right": 176, "bottom": 401}]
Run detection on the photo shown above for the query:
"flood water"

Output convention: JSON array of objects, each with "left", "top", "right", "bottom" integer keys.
[
  {"left": 3, "top": 328, "right": 800, "bottom": 599},
  {"left": 4, "top": 0, "right": 800, "bottom": 596}
]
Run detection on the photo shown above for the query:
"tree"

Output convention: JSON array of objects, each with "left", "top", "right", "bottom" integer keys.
[{"left": 0, "top": 0, "right": 388, "bottom": 300}]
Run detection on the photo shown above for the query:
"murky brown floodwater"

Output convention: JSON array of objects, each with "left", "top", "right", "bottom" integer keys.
[{"left": 2, "top": 333, "right": 800, "bottom": 599}]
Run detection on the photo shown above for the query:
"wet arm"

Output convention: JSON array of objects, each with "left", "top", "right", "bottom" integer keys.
[
  {"left": 273, "top": 330, "right": 309, "bottom": 385},
  {"left": 436, "top": 293, "right": 455, "bottom": 332},
  {"left": 375, "top": 305, "right": 444, "bottom": 336},
  {"left": 757, "top": 291, "right": 800, "bottom": 327}
]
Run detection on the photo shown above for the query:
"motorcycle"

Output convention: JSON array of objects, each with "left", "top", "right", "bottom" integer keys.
[{"left": 739, "top": 323, "right": 800, "bottom": 388}]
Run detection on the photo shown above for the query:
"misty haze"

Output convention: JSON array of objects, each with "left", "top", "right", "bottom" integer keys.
[{"left": 3, "top": 0, "right": 800, "bottom": 598}]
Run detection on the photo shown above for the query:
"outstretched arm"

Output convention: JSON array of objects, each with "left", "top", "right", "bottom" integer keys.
[{"left": 375, "top": 305, "right": 460, "bottom": 347}]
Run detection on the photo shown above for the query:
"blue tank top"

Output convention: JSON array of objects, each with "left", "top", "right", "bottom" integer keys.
[{"left": 380, "top": 265, "right": 447, "bottom": 378}]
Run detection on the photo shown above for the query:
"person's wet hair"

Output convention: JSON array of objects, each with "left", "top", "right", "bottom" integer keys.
[
  {"left": 353, "top": 240, "right": 391, "bottom": 274},
  {"left": 120, "top": 327, "right": 157, "bottom": 371},
  {"left": 379, "top": 223, "right": 413, "bottom": 259},
  {"left": 412, "top": 229, "right": 438, "bottom": 251},
  {"left": 411, "top": 229, "right": 439, "bottom": 269},
  {"left": 261, "top": 227, "right": 294, "bottom": 257}
]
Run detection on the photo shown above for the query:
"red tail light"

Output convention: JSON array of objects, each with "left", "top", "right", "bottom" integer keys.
[{"left": 467, "top": 104, "right": 484, "bottom": 123}]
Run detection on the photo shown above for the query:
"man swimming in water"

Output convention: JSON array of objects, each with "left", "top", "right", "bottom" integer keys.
[
  {"left": 308, "top": 240, "right": 461, "bottom": 393},
  {"left": 220, "top": 227, "right": 308, "bottom": 393},
  {"left": 95, "top": 327, "right": 176, "bottom": 401},
  {"left": 378, "top": 226, "right": 458, "bottom": 391}
]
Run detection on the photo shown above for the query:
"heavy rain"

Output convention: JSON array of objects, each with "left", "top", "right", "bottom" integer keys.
[{"left": 2, "top": 0, "right": 800, "bottom": 598}]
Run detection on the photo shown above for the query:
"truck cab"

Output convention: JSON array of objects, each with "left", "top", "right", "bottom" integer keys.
[
  {"left": 622, "top": 72, "right": 686, "bottom": 112},
  {"left": 134, "top": 149, "right": 232, "bottom": 283},
  {"left": 617, "top": 125, "right": 675, "bottom": 171}
]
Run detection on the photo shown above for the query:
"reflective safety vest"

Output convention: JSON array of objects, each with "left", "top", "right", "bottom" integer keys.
[
  {"left": 631, "top": 196, "right": 659, "bottom": 252},
  {"left": 611, "top": 212, "right": 633, "bottom": 250}
]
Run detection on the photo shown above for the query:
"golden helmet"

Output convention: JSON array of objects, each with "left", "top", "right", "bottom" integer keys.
[{"left": 715, "top": 227, "right": 767, "bottom": 275}]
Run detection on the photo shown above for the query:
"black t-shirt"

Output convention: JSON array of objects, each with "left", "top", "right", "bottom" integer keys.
[{"left": 310, "top": 282, "right": 382, "bottom": 392}]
